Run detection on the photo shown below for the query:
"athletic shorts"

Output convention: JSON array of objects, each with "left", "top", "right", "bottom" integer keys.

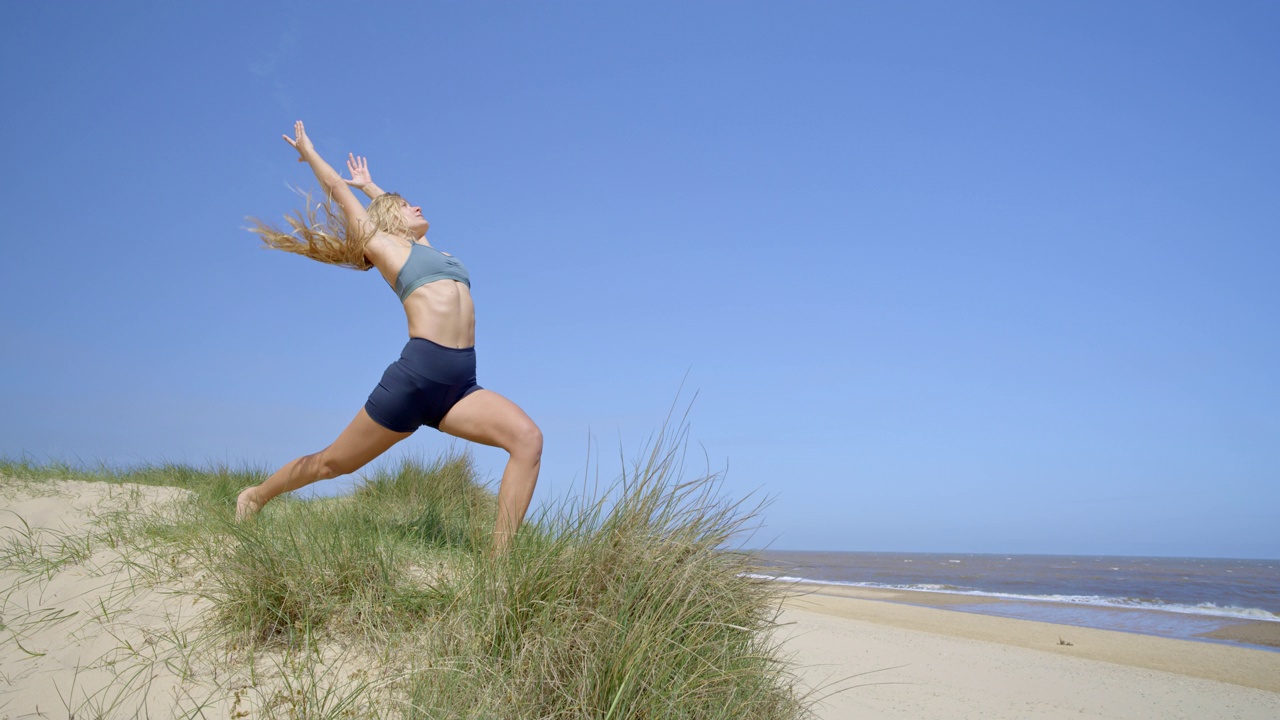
[{"left": 364, "top": 338, "right": 482, "bottom": 432}]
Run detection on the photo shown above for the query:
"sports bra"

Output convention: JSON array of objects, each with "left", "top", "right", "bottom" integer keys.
[{"left": 393, "top": 243, "right": 471, "bottom": 302}]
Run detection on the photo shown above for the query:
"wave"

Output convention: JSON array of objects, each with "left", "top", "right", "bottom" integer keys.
[{"left": 746, "top": 574, "right": 1280, "bottom": 622}]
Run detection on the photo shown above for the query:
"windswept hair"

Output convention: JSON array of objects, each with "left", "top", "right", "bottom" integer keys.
[
  {"left": 365, "top": 192, "right": 414, "bottom": 242},
  {"left": 249, "top": 188, "right": 374, "bottom": 271}
]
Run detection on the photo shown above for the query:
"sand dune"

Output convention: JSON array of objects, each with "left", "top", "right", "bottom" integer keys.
[
  {"left": 3, "top": 479, "right": 1278, "bottom": 719},
  {"left": 0, "top": 480, "right": 223, "bottom": 716}
]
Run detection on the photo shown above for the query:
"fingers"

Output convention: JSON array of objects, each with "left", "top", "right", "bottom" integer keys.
[
  {"left": 345, "top": 153, "right": 370, "bottom": 179},
  {"left": 284, "top": 119, "right": 305, "bottom": 146},
  {"left": 287, "top": 121, "right": 306, "bottom": 160}
]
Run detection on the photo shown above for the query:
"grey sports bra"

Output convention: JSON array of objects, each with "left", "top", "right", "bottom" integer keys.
[{"left": 393, "top": 243, "right": 471, "bottom": 302}]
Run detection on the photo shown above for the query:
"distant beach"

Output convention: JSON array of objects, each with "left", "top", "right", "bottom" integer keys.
[
  {"left": 759, "top": 550, "right": 1280, "bottom": 718},
  {"left": 777, "top": 584, "right": 1280, "bottom": 719},
  {"left": 753, "top": 550, "right": 1280, "bottom": 651}
]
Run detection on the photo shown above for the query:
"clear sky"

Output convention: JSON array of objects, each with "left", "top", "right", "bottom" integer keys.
[{"left": 2, "top": 1, "right": 1276, "bottom": 559}]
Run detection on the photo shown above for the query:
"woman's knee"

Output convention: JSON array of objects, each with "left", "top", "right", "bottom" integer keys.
[
  {"left": 311, "top": 450, "right": 358, "bottom": 480},
  {"left": 511, "top": 421, "right": 543, "bottom": 461}
]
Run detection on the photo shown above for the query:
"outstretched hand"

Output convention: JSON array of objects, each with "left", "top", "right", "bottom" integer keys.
[
  {"left": 345, "top": 153, "right": 373, "bottom": 188},
  {"left": 282, "top": 120, "right": 316, "bottom": 162}
]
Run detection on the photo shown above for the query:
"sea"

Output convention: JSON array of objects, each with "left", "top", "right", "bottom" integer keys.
[{"left": 751, "top": 551, "right": 1280, "bottom": 652}]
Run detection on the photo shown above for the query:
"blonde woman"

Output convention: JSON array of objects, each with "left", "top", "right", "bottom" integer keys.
[{"left": 238, "top": 121, "right": 541, "bottom": 551}]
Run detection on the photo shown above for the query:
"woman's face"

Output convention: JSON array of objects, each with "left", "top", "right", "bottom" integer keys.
[{"left": 399, "top": 198, "right": 430, "bottom": 237}]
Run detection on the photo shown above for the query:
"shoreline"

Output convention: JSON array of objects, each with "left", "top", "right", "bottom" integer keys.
[
  {"left": 781, "top": 584, "right": 1280, "bottom": 692},
  {"left": 777, "top": 585, "right": 1280, "bottom": 719},
  {"left": 769, "top": 576, "right": 1280, "bottom": 652},
  {"left": 783, "top": 579, "right": 1280, "bottom": 686}
]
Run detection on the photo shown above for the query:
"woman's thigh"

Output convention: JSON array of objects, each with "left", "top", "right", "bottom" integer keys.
[
  {"left": 438, "top": 389, "right": 538, "bottom": 451},
  {"left": 320, "top": 408, "right": 414, "bottom": 474}
]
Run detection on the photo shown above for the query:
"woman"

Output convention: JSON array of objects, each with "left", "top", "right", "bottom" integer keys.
[{"left": 238, "top": 121, "right": 542, "bottom": 551}]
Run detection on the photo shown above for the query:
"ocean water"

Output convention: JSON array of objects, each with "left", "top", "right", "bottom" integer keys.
[{"left": 752, "top": 551, "right": 1280, "bottom": 650}]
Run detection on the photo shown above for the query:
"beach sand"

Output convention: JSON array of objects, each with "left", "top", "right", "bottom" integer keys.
[
  {"left": 1, "top": 479, "right": 392, "bottom": 718},
  {"left": 779, "top": 585, "right": 1280, "bottom": 719},
  {"left": 0, "top": 479, "right": 229, "bottom": 717},
  {"left": 4, "top": 479, "right": 1278, "bottom": 719}
]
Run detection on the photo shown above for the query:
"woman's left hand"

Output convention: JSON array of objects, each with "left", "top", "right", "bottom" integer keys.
[{"left": 345, "top": 153, "right": 373, "bottom": 188}]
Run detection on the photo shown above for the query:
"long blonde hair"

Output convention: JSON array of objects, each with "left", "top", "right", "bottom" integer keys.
[
  {"left": 365, "top": 192, "right": 415, "bottom": 242},
  {"left": 249, "top": 188, "right": 375, "bottom": 271}
]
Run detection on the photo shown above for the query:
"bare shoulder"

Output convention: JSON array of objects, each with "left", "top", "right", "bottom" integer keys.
[
  {"left": 364, "top": 232, "right": 412, "bottom": 273},
  {"left": 365, "top": 232, "right": 408, "bottom": 257}
]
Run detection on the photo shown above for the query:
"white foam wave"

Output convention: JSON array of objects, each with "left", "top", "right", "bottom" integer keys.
[{"left": 744, "top": 574, "right": 1280, "bottom": 622}]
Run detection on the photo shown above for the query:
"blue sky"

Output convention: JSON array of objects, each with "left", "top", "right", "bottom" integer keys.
[{"left": 2, "top": 1, "right": 1276, "bottom": 558}]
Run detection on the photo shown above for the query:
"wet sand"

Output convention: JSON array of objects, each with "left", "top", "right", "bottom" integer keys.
[{"left": 1199, "top": 620, "right": 1280, "bottom": 648}]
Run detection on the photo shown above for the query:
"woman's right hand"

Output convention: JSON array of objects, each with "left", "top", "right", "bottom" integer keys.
[
  {"left": 282, "top": 120, "right": 316, "bottom": 162},
  {"left": 345, "top": 153, "right": 373, "bottom": 189}
]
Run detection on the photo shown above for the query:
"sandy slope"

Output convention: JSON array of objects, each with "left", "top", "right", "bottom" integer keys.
[
  {"left": 1, "top": 478, "right": 402, "bottom": 719},
  {"left": 0, "top": 479, "right": 241, "bottom": 717}
]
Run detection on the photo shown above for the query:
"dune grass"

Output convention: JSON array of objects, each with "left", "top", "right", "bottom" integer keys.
[{"left": 0, "top": 422, "right": 809, "bottom": 718}]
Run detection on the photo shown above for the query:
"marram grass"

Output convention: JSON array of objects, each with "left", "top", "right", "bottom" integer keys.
[{"left": 1, "top": 426, "right": 810, "bottom": 719}]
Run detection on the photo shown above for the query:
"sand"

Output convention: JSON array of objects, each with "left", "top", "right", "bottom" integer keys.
[
  {"left": 0, "top": 479, "right": 225, "bottom": 717},
  {"left": 0, "top": 479, "right": 393, "bottom": 718},
  {"left": 3, "top": 479, "right": 1278, "bottom": 719},
  {"left": 779, "top": 585, "right": 1280, "bottom": 719}
]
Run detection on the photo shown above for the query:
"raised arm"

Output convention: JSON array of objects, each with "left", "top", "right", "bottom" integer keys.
[
  {"left": 344, "top": 153, "right": 387, "bottom": 199},
  {"left": 283, "top": 121, "right": 368, "bottom": 225}
]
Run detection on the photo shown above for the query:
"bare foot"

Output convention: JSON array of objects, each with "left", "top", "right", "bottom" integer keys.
[{"left": 236, "top": 487, "right": 263, "bottom": 522}]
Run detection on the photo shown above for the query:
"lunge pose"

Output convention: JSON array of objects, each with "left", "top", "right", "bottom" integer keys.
[{"left": 238, "top": 121, "right": 541, "bottom": 550}]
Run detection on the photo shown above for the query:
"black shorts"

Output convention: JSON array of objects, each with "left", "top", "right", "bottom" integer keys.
[{"left": 364, "top": 338, "right": 482, "bottom": 432}]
